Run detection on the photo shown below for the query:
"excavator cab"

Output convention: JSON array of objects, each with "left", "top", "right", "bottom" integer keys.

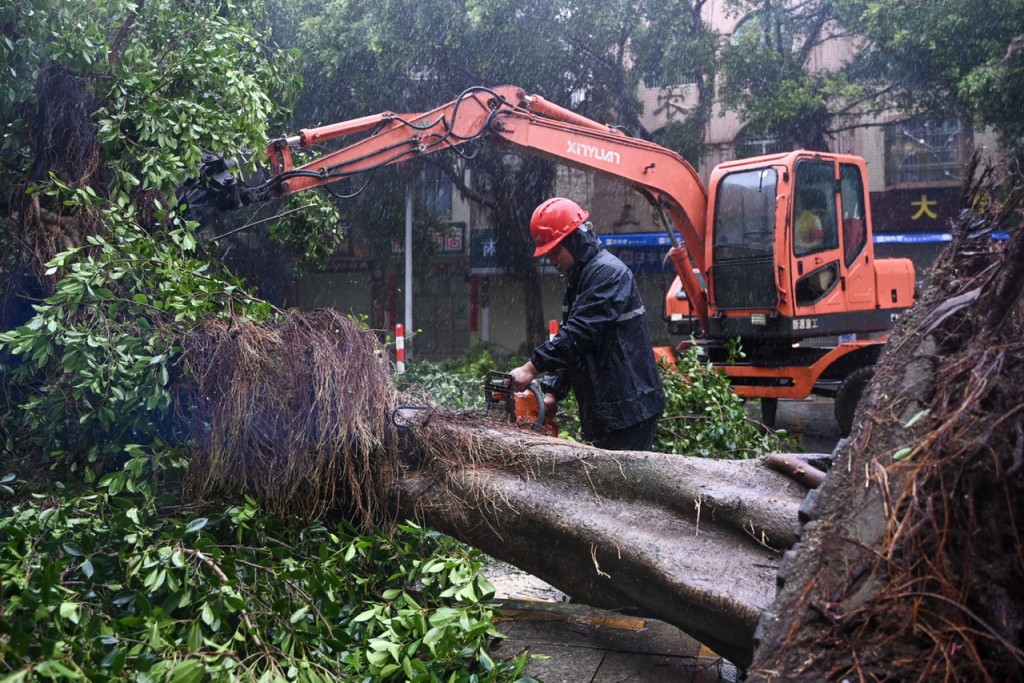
[
  {"left": 664, "top": 151, "right": 914, "bottom": 432},
  {"left": 668, "top": 151, "right": 915, "bottom": 356}
]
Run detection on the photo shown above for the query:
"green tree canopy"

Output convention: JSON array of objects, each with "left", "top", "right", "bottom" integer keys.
[
  {"left": 718, "top": 0, "right": 1024, "bottom": 159},
  {"left": 0, "top": 2, "right": 529, "bottom": 680},
  {"left": 719, "top": 0, "right": 862, "bottom": 151},
  {"left": 833, "top": 0, "right": 1024, "bottom": 161}
]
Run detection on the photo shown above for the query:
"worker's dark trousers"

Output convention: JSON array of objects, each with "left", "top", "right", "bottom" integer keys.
[{"left": 592, "top": 413, "right": 660, "bottom": 452}]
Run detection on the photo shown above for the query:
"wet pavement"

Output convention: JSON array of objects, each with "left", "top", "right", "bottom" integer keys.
[
  {"left": 767, "top": 395, "right": 843, "bottom": 455},
  {"left": 484, "top": 396, "right": 841, "bottom": 682},
  {"left": 491, "top": 598, "right": 740, "bottom": 683}
]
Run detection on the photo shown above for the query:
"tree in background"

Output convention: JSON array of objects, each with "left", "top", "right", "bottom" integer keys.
[
  {"left": 630, "top": 0, "right": 719, "bottom": 164},
  {"left": 718, "top": 0, "right": 1024, "bottom": 159},
  {"left": 718, "top": 0, "right": 858, "bottom": 152},
  {"left": 832, "top": 0, "right": 1024, "bottom": 163}
]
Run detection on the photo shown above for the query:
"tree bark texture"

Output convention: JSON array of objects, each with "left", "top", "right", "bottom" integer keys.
[{"left": 394, "top": 426, "right": 813, "bottom": 668}]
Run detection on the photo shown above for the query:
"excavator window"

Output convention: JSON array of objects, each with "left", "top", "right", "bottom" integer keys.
[
  {"left": 796, "top": 262, "right": 840, "bottom": 305},
  {"left": 840, "top": 163, "right": 868, "bottom": 266},
  {"left": 713, "top": 168, "right": 777, "bottom": 261},
  {"left": 793, "top": 161, "right": 839, "bottom": 257},
  {"left": 712, "top": 168, "right": 778, "bottom": 310}
]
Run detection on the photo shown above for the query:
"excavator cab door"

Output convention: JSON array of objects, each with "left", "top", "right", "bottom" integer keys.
[
  {"left": 787, "top": 157, "right": 880, "bottom": 338},
  {"left": 791, "top": 159, "right": 843, "bottom": 312},
  {"left": 836, "top": 162, "right": 874, "bottom": 307}
]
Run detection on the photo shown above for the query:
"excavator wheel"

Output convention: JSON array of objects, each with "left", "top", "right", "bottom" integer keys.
[{"left": 834, "top": 364, "right": 875, "bottom": 437}]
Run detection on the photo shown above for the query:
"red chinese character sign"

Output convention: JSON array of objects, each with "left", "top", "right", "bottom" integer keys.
[
  {"left": 429, "top": 222, "right": 465, "bottom": 255},
  {"left": 390, "top": 222, "right": 466, "bottom": 256}
]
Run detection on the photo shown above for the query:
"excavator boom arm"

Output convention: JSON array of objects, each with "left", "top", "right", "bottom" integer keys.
[{"left": 260, "top": 85, "right": 710, "bottom": 328}]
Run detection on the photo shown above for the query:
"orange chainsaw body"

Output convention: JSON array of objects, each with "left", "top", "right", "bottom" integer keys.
[{"left": 485, "top": 372, "right": 558, "bottom": 437}]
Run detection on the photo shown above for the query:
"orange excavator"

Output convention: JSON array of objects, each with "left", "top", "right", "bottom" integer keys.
[{"left": 187, "top": 85, "right": 915, "bottom": 435}]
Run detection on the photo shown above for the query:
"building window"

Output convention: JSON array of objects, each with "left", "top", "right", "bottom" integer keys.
[
  {"left": 642, "top": 65, "right": 696, "bottom": 89},
  {"left": 733, "top": 127, "right": 790, "bottom": 159},
  {"left": 884, "top": 118, "right": 972, "bottom": 187},
  {"left": 419, "top": 166, "right": 452, "bottom": 219}
]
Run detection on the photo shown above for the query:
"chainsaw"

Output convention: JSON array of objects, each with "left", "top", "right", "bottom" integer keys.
[{"left": 484, "top": 371, "right": 558, "bottom": 437}]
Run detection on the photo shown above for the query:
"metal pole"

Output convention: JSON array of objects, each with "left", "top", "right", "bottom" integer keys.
[
  {"left": 404, "top": 185, "right": 414, "bottom": 360},
  {"left": 481, "top": 277, "right": 490, "bottom": 343}
]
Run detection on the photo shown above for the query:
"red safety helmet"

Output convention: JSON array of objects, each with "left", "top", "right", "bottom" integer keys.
[{"left": 530, "top": 197, "right": 589, "bottom": 257}]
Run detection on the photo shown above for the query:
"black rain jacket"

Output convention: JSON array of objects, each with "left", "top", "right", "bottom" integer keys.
[{"left": 531, "top": 226, "right": 665, "bottom": 440}]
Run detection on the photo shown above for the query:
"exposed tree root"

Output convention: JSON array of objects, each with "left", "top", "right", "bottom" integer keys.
[
  {"left": 178, "top": 309, "right": 402, "bottom": 526},
  {"left": 750, "top": 157, "right": 1024, "bottom": 681}
]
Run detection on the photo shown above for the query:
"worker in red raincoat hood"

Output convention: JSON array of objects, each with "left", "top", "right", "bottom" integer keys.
[{"left": 510, "top": 198, "right": 665, "bottom": 451}]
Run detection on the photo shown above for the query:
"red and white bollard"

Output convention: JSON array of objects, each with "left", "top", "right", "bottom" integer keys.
[
  {"left": 395, "top": 323, "right": 405, "bottom": 373},
  {"left": 549, "top": 319, "right": 559, "bottom": 342}
]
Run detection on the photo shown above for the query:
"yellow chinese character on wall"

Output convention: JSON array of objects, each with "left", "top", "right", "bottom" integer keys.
[{"left": 911, "top": 194, "right": 938, "bottom": 220}]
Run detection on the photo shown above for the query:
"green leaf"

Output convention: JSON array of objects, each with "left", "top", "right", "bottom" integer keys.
[
  {"left": 100, "top": 647, "right": 126, "bottom": 672},
  {"left": 422, "top": 626, "right": 443, "bottom": 648},
  {"left": 34, "top": 661, "right": 82, "bottom": 680},
  {"left": 148, "top": 618, "right": 164, "bottom": 649},
  {"left": 80, "top": 558, "right": 95, "bottom": 579},
  {"left": 60, "top": 601, "right": 81, "bottom": 624},
  {"left": 184, "top": 517, "right": 208, "bottom": 534},
  {"left": 289, "top": 606, "right": 310, "bottom": 624},
  {"left": 893, "top": 446, "right": 915, "bottom": 461},
  {"left": 428, "top": 607, "right": 459, "bottom": 626},
  {"left": 903, "top": 409, "right": 931, "bottom": 429},
  {"left": 366, "top": 650, "right": 390, "bottom": 667},
  {"left": 171, "top": 660, "right": 204, "bottom": 683},
  {"left": 352, "top": 608, "right": 377, "bottom": 623},
  {"left": 378, "top": 663, "right": 401, "bottom": 677}
]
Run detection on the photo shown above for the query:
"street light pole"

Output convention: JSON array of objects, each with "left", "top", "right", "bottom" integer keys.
[{"left": 404, "top": 184, "right": 413, "bottom": 361}]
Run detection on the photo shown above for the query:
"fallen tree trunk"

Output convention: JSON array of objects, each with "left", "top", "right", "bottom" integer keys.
[
  {"left": 394, "top": 421, "right": 812, "bottom": 668},
  {"left": 177, "top": 314, "right": 817, "bottom": 667}
]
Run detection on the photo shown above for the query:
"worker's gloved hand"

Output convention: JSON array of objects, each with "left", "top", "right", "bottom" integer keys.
[
  {"left": 510, "top": 361, "right": 539, "bottom": 392},
  {"left": 543, "top": 392, "right": 558, "bottom": 417}
]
